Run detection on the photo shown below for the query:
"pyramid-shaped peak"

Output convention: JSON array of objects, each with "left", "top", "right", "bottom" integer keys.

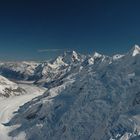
[
  {"left": 92, "top": 52, "right": 102, "bottom": 58},
  {"left": 64, "top": 50, "right": 78, "bottom": 56},
  {"left": 130, "top": 44, "right": 140, "bottom": 56},
  {"left": 60, "top": 50, "right": 83, "bottom": 64},
  {"left": 133, "top": 44, "right": 140, "bottom": 49}
]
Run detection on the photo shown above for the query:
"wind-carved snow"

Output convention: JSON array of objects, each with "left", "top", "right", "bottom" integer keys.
[{"left": 0, "top": 45, "right": 140, "bottom": 140}]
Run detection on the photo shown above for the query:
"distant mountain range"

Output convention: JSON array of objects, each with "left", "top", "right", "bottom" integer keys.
[
  {"left": 1, "top": 45, "right": 140, "bottom": 140},
  {"left": 0, "top": 75, "right": 25, "bottom": 97}
]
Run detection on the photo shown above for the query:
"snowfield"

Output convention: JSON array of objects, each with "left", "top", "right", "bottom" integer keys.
[
  {"left": 0, "top": 84, "right": 46, "bottom": 140},
  {"left": 0, "top": 75, "right": 26, "bottom": 97},
  {"left": 0, "top": 45, "right": 140, "bottom": 140}
]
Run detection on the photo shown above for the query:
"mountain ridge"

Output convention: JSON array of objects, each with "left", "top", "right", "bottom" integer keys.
[{"left": 3, "top": 44, "right": 140, "bottom": 140}]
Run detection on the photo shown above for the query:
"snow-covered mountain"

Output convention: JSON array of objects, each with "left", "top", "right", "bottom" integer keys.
[
  {"left": 0, "top": 75, "right": 25, "bottom": 97},
  {"left": 5, "top": 45, "right": 140, "bottom": 140},
  {"left": 0, "top": 50, "right": 110, "bottom": 89},
  {"left": 0, "top": 61, "right": 40, "bottom": 81},
  {"left": 32, "top": 51, "right": 85, "bottom": 87},
  {"left": 0, "top": 51, "right": 84, "bottom": 83}
]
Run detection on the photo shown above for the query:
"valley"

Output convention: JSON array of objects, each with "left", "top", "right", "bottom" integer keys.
[{"left": 0, "top": 46, "right": 140, "bottom": 140}]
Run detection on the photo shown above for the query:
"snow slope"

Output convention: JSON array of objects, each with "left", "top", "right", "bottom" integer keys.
[
  {"left": 0, "top": 75, "right": 25, "bottom": 97},
  {"left": 0, "top": 61, "right": 40, "bottom": 81},
  {"left": 6, "top": 45, "right": 140, "bottom": 140},
  {"left": 0, "top": 83, "right": 46, "bottom": 140},
  {"left": 0, "top": 51, "right": 84, "bottom": 84}
]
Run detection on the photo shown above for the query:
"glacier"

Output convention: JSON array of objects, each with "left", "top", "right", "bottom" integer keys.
[{"left": 0, "top": 45, "right": 140, "bottom": 140}]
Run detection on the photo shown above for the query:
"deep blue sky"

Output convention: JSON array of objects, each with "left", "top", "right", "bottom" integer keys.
[{"left": 0, "top": 0, "right": 140, "bottom": 60}]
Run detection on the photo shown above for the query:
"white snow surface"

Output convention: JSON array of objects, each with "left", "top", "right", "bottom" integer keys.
[
  {"left": 0, "top": 83, "right": 46, "bottom": 140},
  {"left": 112, "top": 54, "right": 124, "bottom": 60},
  {"left": 0, "top": 75, "right": 26, "bottom": 97},
  {"left": 0, "top": 45, "right": 140, "bottom": 140},
  {"left": 132, "top": 45, "right": 140, "bottom": 56}
]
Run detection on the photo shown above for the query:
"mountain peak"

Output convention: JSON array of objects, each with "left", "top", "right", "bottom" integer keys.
[
  {"left": 63, "top": 50, "right": 81, "bottom": 63},
  {"left": 92, "top": 52, "right": 103, "bottom": 59},
  {"left": 64, "top": 50, "right": 78, "bottom": 57},
  {"left": 130, "top": 44, "right": 140, "bottom": 56}
]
